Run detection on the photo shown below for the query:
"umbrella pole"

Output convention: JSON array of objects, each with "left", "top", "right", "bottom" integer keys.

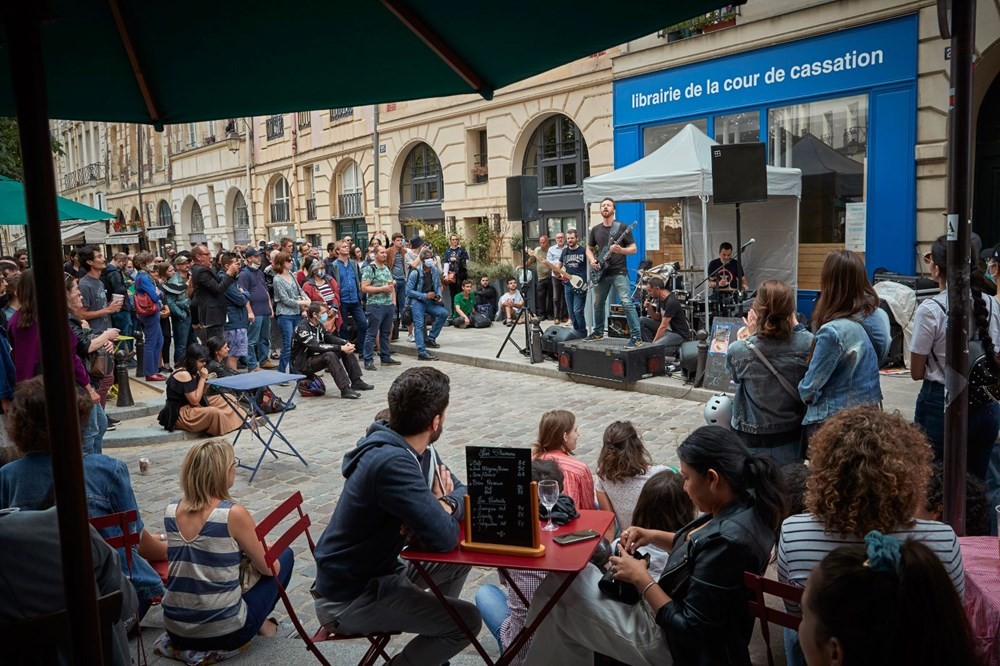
[{"left": 4, "top": 11, "right": 102, "bottom": 664}]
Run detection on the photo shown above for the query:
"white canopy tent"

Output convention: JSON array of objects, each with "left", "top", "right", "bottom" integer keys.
[{"left": 583, "top": 124, "right": 802, "bottom": 317}]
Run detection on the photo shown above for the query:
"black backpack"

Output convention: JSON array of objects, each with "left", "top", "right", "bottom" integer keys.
[{"left": 929, "top": 298, "right": 1000, "bottom": 405}]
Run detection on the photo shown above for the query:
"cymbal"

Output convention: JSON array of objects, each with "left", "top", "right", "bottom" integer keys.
[{"left": 675, "top": 268, "right": 705, "bottom": 273}]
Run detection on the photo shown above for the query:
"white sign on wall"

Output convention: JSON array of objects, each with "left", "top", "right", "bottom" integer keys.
[
  {"left": 845, "top": 202, "right": 866, "bottom": 252},
  {"left": 645, "top": 210, "right": 660, "bottom": 251}
]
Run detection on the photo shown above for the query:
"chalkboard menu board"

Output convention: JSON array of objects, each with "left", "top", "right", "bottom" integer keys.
[
  {"left": 703, "top": 317, "right": 744, "bottom": 392},
  {"left": 465, "top": 446, "right": 534, "bottom": 549}
]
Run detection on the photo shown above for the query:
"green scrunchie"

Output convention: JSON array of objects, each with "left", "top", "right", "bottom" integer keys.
[{"left": 864, "top": 530, "right": 902, "bottom": 574}]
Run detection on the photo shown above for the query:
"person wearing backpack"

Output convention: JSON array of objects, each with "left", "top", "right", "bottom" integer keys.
[{"left": 910, "top": 236, "right": 1000, "bottom": 479}]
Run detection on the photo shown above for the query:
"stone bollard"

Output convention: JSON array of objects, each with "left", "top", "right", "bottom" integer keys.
[
  {"left": 115, "top": 350, "right": 135, "bottom": 407},
  {"left": 695, "top": 329, "right": 708, "bottom": 388},
  {"left": 529, "top": 316, "right": 544, "bottom": 364},
  {"left": 134, "top": 329, "right": 144, "bottom": 378}
]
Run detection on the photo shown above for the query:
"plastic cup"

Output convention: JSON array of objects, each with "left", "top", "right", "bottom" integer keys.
[{"left": 111, "top": 294, "right": 124, "bottom": 303}]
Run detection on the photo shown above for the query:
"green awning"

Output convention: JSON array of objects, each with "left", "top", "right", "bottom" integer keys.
[
  {"left": 0, "top": 175, "right": 114, "bottom": 225},
  {"left": 0, "top": 1, "right": 736, "bottom": 126}
]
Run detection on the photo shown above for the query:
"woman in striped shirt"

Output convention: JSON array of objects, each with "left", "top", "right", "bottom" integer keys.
[
  {"left": 162, "top": 440, "right": 294, "bottom": 652},
  {"left": 777, "top": 406, "right": 963, "bottom": 666}
]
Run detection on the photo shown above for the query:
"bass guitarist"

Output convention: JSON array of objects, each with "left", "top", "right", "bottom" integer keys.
[
  {"left": 540, "top": 228, "right": 589, "bottom": 337},
  {"left": 585, "top": 197, "right": 642, "bottom": 348}
]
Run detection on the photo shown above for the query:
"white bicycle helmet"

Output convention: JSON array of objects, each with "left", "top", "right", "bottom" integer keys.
[{"left": 703, "top": 393, "right": 733, "bottom": 429}]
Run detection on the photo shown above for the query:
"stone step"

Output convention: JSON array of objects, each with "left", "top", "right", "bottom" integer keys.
[
  {"left": 105, "top": 398, "right": 162, "bottom": 421},
  {"left": 103, "top": 412, "right": 202, "bottom": 449}
]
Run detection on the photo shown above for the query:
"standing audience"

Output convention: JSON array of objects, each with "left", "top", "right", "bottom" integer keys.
[
  {"left": 134, "top": 252, "right": 166, "bottom": 381},
  {"left": 271, "top": 252, "right": 310, "bottom": 374}
]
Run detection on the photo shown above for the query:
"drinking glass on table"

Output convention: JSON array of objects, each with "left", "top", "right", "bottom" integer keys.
[{"left": 539, "top": 479, "right": 560, "bottom": 532}]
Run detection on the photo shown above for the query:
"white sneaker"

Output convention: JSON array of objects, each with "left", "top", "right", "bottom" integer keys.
[{"left": 407, "top": 334, "right": 415, "bottom": 342}]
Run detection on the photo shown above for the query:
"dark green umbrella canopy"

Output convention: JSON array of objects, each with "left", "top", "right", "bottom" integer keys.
[
  {"left": 0, "top": 175, "right": 112, "bottom": 224},
  {"left": 0, "top": 0, "right": 734, "bottom": 126}
]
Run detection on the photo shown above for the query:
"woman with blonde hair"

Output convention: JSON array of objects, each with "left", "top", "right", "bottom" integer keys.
[
  {"left": 726, "top": 280, "right": 813, "bottom": 464},
  {"left": 594, "top": 421, "right": 670, "bottom": 539},
  {"left": 162, "top": 440, "right": 294, "bottom": 653},
  {"left": 532, "top": 409, "right": 594, "bottom": 509}
]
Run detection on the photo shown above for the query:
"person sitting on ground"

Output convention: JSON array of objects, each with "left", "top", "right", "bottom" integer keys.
[
  {"left": 532, "top": 409, "right": 595, "bottom": 510},
  {"left": 312, "top": 367, "right": 482, "bottom": 666},
  {"left": 525, "top": 425, "right": 786, "bottom": 665},
  {"left": 474, "top": 275, "right": 498, "bottom": 320},
  {"left": 778, "top": 406, "right": 964, "bottom": 666},
  {"left": 161, "top": 440, "right": 294, "bottom": 654},
  {"left": 0, "top": 377, "right": 166, "bottom": 621},
  {"left": 157, "top": 343, "right": 246, "bottom": 436},
  {"left": 593, "top": 420, "right": 672, "bottom": 539},
  {"left": 452, "top": 279, "right": 476, "bottom": 329},
  {"left": 291, "top": 302, "right": 372, "bottom": 400},
  {"left": 498, "top": 277, "right": 524, "bottom": 326},
  {"left": 798, "top": 535, "right": 979, "bottom": 666},
  {"left": 917, "top": 462, "right": 992, "bottom": 537}
]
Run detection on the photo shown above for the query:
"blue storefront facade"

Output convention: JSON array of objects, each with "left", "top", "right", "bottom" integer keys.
[{"left": 610, "top": 14, "right": 919, "bottom": 313}]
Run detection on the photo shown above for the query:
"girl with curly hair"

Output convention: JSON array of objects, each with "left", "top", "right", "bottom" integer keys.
[{"left": 777, "top": 406, "right": 964, "bottom": 666}]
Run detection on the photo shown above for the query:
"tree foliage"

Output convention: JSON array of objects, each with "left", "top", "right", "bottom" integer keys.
[{"left": 0, "top": 117, "right": 65, "bottom": 182}]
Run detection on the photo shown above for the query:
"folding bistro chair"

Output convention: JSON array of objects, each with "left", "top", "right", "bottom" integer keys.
[
  {"left": 255, "top": 491, "right": 395, "bottom": 666},
  {"left": 90, "top": 509, "right": 148, "bottom": 666},
  {"left": 743, "top": 571, "right": 804, "bottom": 666}
]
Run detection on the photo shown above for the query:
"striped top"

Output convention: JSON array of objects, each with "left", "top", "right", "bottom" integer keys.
[
  {"left": 162, "top": 500, "right": 247, "bottom": 639},
  {"left": 778, "top": 513, "right": 964, "bottom": 613}
]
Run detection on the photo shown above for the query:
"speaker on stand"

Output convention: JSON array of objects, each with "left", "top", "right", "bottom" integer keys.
[
  {"left": 711, "top": 143, "right": 768, "bottom": 298},
  {"left": 496, "top": 176, "right": 542, "bottom": 363}
]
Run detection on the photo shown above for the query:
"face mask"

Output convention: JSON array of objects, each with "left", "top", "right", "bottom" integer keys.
[
  {"left": 316, "top": 269, "right": 325, "bottom": 278},
  {"left": 318, "top": 313, "right": 329, "bottom": 324},
  {"left": 424, "top": 258, "right": 435, "bottom": 267},
  {"left": 369, "top": 253, "right": 376, "bottom": 261},
  {"left": 988, "top": 269, "right": 997, "bottom": 285},
  {"left": 248, "top": 262, "right": 259, "bottom": 270}
]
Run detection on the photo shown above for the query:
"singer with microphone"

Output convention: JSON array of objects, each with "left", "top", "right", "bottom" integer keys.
[{"left": 707, "top": 241, "right": 749, "bottom": 291}]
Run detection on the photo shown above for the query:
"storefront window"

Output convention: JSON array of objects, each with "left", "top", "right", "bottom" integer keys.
[
  {"left": 526, "top": 212, "right": 582, "bottom": 246},
  {"left": 768, "top": 94, "right": 867, "bottom": 288},
  {"left": 643, "top": 119, "right": 707, "bottom": 156},
  {"left": 714, "top": 111, "right": 760, "bottom": 144}
]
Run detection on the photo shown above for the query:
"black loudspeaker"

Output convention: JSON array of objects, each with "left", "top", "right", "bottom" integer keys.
[
  {"left": 540, "top": 325, "right": 584, "bottom": 359},
  {"left": 506, "top": 175, "right": 538, "bottom": 222},
  {"left": 711, "top": 143, "right": 767, "bottom": 204}
]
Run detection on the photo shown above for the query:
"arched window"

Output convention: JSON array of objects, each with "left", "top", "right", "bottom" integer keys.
[
  {"left": 157, "top": 200, "right": 172, "bottom": 227},
  {"left": 191, "top": 201, "right": 204, "bottom": 232},
  {"left": 233, "top": 191, "right": 249, "bottom": 228},
  {"left": 523, "top": 115, "right": 590, "bottom": 191},
  {"left": 400, "top": 143, "right": 442, "bottom": 205},
  {"left": 271, "top": 176, "right": 290, "bottom": 223},
  {"left": 338, "top": 161, "right": 364, "bottom": 218}
]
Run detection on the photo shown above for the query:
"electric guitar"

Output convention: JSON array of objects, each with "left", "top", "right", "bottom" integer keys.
[
  {"left": 541, "top": 258, "right": 588, "bottom": 296},
  {"left": 588, "top": 221, "right": 638, "bottom": 288}
]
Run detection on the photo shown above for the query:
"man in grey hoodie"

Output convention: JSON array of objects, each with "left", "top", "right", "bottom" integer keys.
[{"left": 312, "top": 367, "right": 480, "bottom": 665}]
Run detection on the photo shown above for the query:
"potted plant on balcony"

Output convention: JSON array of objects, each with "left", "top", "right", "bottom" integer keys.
[{"left": 470, "top": 165, "right": 488, "bottom": 180}]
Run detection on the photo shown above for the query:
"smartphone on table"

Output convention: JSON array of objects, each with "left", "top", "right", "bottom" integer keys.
[{"left": 553, "top": 529, "right": 601, "bottom": 545}]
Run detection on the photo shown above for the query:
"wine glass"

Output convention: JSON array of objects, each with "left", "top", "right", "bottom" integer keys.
[{"left": 538, "top": 480, "right": 560, "bottom": 532}]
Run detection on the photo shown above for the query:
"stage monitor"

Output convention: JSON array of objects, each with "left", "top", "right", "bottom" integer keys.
[{"left": 711, "top": 143, "right": 768, "bottom": 205}]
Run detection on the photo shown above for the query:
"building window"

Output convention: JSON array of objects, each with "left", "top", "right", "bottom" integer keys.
[
  {"left": 271, "top": 176, "right": 290, "bottom": 223},
  {"left": 331, "top": 107, "right": 354, "bottom": 121},
  {"left": 526, "top": 211, "right": 583, "bottom": 247},
  {"left": 472, "top": 129, "right": 488, "bottom": 184},
  {"left": 523, "top": 115, "right": 590, "bottom": 191},
  {"left": 297, "top": 112, "right": 311, "bottom": 129},
  {"left": 338, "top": 161, "right": 364, "bottom": 218},
  {"left": 233, "top": 191, "right": 249, "bottom": 229},
  {"left": 266, "top": 115, "right": 284, "bottom": 140},
  {"left": 714, "top": 111, "right": 760, "bottom": 145},
  {"left": 400, "top": 143, "right": 442, "bottom": 205},
  {"left": 187, "top": 123, "right": 197, "bottom": 148},
  {"left": 190, "top": 202, "right": 204, "bottom": 233},
  {"left": 643, "top": 118, "right": 707, "bottom": 156},
  {"left": 156, "top": 200, "right": 172, "bottom": 228}
]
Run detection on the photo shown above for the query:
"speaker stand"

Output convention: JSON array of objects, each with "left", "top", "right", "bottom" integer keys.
[{"left": 495, "top": 219, "right": 542, "bottom": 363}]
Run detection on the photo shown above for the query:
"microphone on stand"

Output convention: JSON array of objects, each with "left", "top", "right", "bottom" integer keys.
[{"left": 740, "top": 238, "right": 756, "bottom": 252}]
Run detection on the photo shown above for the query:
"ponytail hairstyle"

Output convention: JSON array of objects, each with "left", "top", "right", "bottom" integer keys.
[
  {"left": 752, "top": 280, "right": 796, "bottom": 341},
  {"left": 677, "top": 426, "right": 786, "bottom": 537},
  {"left": 596, "top": 420, "right": 652, "bottom": 482},
  {"left": 804, "top": 536, "right": 979, "bottom": 666}
]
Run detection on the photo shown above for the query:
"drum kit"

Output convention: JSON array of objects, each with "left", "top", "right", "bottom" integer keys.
[{"left": 636, "top": 262, "right": 755, "bottom": 333}]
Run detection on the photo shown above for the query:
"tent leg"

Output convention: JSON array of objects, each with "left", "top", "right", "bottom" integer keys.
[{"left": 4, "top": 11, "right": 102, "bottom": 665}]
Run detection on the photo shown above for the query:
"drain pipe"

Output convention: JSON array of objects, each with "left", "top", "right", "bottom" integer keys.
[{"left": 373, "top": 104, "right": 381, "bottom": 234}]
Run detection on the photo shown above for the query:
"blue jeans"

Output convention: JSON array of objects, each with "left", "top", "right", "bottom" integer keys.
[
  {"left": 920, "top": 380, "right": 1000, "bottom": 479},
  {"left": 339, "top": 300, "right": 368, "bottom": 347},
  {"left": 474, "top": 584, "right": 508, "bottom": 652},
  {"left": 784, "top": 628, "right": 805, "bottom": 666},
  {"left": 364, "top": 303, "right": 395, "bottom": 364},
  {"left": 139, "top": 313, "right": 163, "bottom": 376},
  {"left": 276, "top": 314, "right": 299, "bottom": 373},
  {"left": 591, "top": 273, "right": 640, "bottom": 340},
  {"left": 411, "top": 299, "right": 449, "bottom": 356},
  {"left": 259, "top": 315, "right": 272, "bottom": 361},
  {"left": 394, "top": 278, "right": 407, "bottom": 324},
  {"left": 564, "top": 283, "right": 586, "bottom": 335},
  {"left": 170, "top": 315, "right": 191, "bottom": 365},
  {"left": 169, "top": 547, "right": 294, "bottom": 652},
  {"left": 111, "top": 310, "right": 133, "bottom": 337},
  {"left": 246, "top": 316, "right": 268, "bottom": 370},
  {"left": 914, "top": 380, "right": 945, "bottom": 451},
  {"left": 82, "top": 400, "right": 108, "bottom": 455}
]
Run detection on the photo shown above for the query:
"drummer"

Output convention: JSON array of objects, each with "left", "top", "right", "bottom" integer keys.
[
  {"left": 707, "top": 242, "right": 748, "bottom": 291},
  {"left": 640, "top": 277, "right": 690, "bottom": 356}
]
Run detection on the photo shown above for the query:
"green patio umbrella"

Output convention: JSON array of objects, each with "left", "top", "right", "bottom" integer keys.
[
  {"left": 0, "top": 175, "right": 113, "bottom": 224},
  {"left": 0, "top": 2, "right": 739, "bottom": 662}
]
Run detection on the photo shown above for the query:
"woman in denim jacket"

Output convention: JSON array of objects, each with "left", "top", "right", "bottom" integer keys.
[
  {"left": 798, "top": 250, "right": 890, "bottom": 436},
  {"left": 727, "top": 280, "right": 813, "bottom": 465}
]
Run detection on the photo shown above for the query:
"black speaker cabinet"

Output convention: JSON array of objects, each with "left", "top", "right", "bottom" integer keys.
[
  {"left": 540, "top": 325, "right": 584, "bottom": 360},
  {"left": 506, "top": 175, "right": 538, "bottom": 222},
  {"left": 558, "top": 338, "right": 667, "bottom": 383},
  {"left": 711, "top": 143, "right": 767, "bottom": 204}
]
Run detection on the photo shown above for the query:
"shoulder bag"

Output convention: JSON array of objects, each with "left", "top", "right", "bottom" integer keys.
[{"left": 745, "top": 341, "right": 801, "bottom": 403}]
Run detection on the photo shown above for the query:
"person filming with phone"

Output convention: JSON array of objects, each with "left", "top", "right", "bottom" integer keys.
[{"left": 525, "top": 426, "right": 785, "bottom": 665}]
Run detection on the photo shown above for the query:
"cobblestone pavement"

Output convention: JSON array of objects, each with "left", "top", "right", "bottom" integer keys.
[{"left": 127, "top": 358, "right": 705, "bottom": 658}]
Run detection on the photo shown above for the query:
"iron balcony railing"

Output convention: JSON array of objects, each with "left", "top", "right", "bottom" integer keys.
[
  {"left": 62, "top": 162, "right": 106, "bottom": 190},
  {"left": 266, "top": 115, "right": 284, "bottom": 140},
  {"left": 297, "top": 112, "right": 311, "bottom": 129},
  {"left": 270, "top": 201, "right": 290, "bottom": 223},
  {"left": 338, "top": 192, "right": 363, "bottom": 218},
  {"left": 330, "top": 107, "right": 354, "bottom": 121},
  {"left": 306, "top": 198, "right": 317, "bottom": 220}
]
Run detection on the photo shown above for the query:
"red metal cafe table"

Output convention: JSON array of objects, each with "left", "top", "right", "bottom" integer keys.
[
  {"left": 959, "top": 537, "right": 1000, "bottom": 666},
  {"left": 401, "top": 510, "right": 614, "bottom": 666}
]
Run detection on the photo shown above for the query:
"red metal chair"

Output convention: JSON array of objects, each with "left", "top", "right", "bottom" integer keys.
[
  {"left": 743, "top": 571, "right": 804, "bottom": 666},
  {"left": 254, "top": 491, "right": 395, "bottom": 665},
  {"left": 89, "top": 509, "right": 147, "bottom": 666}
]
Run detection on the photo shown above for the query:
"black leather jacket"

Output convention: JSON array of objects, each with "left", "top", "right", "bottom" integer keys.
[
  {"left": 655, "top": 499, "right": 776, "bottom": 665},
  {"left": 291, "top": 318, "right": 348, "bottom": 375}
]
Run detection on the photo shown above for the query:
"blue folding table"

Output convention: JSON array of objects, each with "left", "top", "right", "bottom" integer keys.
[{"left": 208, "top": 370, "right": 306, "bottom": 483}]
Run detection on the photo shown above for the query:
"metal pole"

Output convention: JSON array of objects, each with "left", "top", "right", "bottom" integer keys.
[
  {"left": 942, "top": 0, "right": 975, "bottom": 535},
  {"left": 137, "top": 123, "right": 147, "bottom": 251},
  {"left": 373, "top": 104, "right": 381, "bottom": 234},
  {"left": 3, "top": 11, "right": 103, "bottom": 664}
]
